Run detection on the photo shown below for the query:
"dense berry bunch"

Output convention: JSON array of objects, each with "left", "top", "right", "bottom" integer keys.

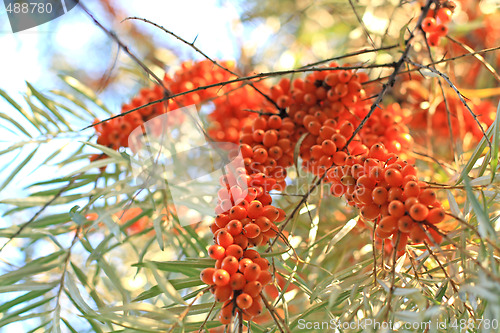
[
  {"left": 327, "top": 143, "right": 445, "bottom": 254},
  {"left": 422, "top": 1, "right": 455, "bottom": 47},
  {"left": 91, "top": 60, "right": 238, "bottom": 160},
  {"left": 200, "top": 144, "right": 287, "bottom": 324},
  {"left": 208, "top": 83, "right": 269, "bottom": 144}
]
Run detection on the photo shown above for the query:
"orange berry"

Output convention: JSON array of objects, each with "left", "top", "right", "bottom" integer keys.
[
  {"left": 398, "top": 216, "right": 414, "bottom": 233},
  {"left": 418, "top": 189, "right": 436, "bottom": 205},
  {"left": 225, "top": 244, "right": 243, "bottom": 259},
  {"left": 388, "top": 200, "right": 405, "bottom": 217},
  {"left": 253, "top": 257, "right": 270, "bottom": 270},
  {"left": 236, "top": 293, "right": 253, "bottom": 309},
  {"left": 379, "top": 216, "right": 398, "bottom": 233},
  {"left": 244, "top": 263, "right": 262, "bottom": 281},
  {"left": 243, "top": 249, "right": 260, "bottom": 260},
  {"left": 208, "top": 245, "right": 226, "bottom": 260},
  {"left": 422, "top": 17, "right": 436, "bottom": 32},
  {"left": 409, "top": 224, "right": 427, "bottom": 243},
  {"left": 213, "top": 269, "right": 230, "bottom": 286},
  {"left": 243, "top": 223, "right": 261, "bottom": 238},
  {"left": 200, "top": 268, "right": 216, "bottom": 285},
  {"left": 238, "top": 258, "right": 253, "bottom": 273},
  {"left": 385, "top": 169, "right": 403, "bottom": 187},
  {"left": 404, "top": 181, "right": 420, "bottom": 198},
  {"left": 217, "top": 229, "right": 234, "bottom": 248},
  {"left": 230, "top": 273, "right": 246, "bottom": 290},
  {"left": 437, "top": 8, "right": 452, "bottom": 24},
  {"left": 427, "top": 208, "right": 445, "bottom": 224},
  {"left": 214, "top": 285, "right": 233, "bottom": 302},
  {"left": 247, "top": 200, "right": 264, "bottom": 219},
  {"left": 257, "top": 270, "right": 273, "bottom": 286},
  {"left": 409, "top": 203, "right": 429, "bottom": 221},
  {"left": 243, "top": 280, "right": 263, "bottom": 298},
  {"left": 372, "top": 187, "right": 388, "bottom": 205}
]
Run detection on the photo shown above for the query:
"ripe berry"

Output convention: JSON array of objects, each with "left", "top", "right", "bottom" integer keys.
[
  {"left": 388, "top": 200, "right": 405, "bottom": 217},
  {"left": 409, "top": 203, "right": 429, "bottom": 221},
  {"left": 244, "top": 263, "right": 262, "bottom": 281},
  {"left": 238, "top": 258, "right": 253, "bottom": 273},
  {"left": 422, "top": 17, "right": 437, "bottom": 33},
  {"left": 437, "top": 8, "right": 452, "bottom": 24},
  {"left": 214, "top": 285, "right": 233, "bottom": 302},
  {"left": 243, "top": 280, "right": 263, "bottom": 298},
  {"left": 243, "top": 223, "right": 261, "bottom": 238},
  {"left": 236, "top": 293, "right": 253, "bottom": 309},
  {"left": 379, "top": 216, "right": 398, "bottom": 233},
  {"left": 200, "top": 268, "right": 216, "bottom": 285},
  {"left": 230, "top": 273, "right": 246, "bottom": 290},
  {"left": 217, "top": 230, "right": 234, "bottom": 248},
  {"left": 226, "top": 220, "right": 243, "bottom": 236},
  {"left": 213, "top": 269, "right": 230, "bottom": 286},
  {"left": 208, "top": 245, "right": 226, "bottom": 260},
  {"left": 427, "top": 208, "right": 445, "bottom": 224},
  {"left": 225, "top": 244, "right": 244, "bottom": 259}
]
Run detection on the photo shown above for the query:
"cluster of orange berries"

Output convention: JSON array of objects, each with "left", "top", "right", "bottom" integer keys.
[
  {"left": 422, "top": 1, "right": 455, "bottom": 47},
  {"left": 200, "top": 150, "right": 287, "bottom": 323},
  {"left": 208, "top": 83, "right": 269, "bottom": 144},
  {"left": 91, "top": 60, "right": 239, "bottom": 160},
  {"left": 327, "top": 143, "right": 445, "bottom": 255}
]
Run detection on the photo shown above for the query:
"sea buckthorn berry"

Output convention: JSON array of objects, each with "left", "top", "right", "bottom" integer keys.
[
  {"left": 200, "top": 268, "right": 216, "bottom": 285},
  {"left": 213, "top": 269, "right": 230, "bottom": 286},
  {"left": 409, "top": 203, "right": 429, "bottom": 222},
  {"left": 244, "top": 263, "right": 262, "bottom": 281},
  {"left": 409, "top": 224, "right": 427, "bottom": 243},
  {"left": 214, "top": 285, "right": 233, "bottom": 302},
  {"left": 243, "top": 249, "right": 260, "bottom": 260},
  {"left": 253, "top": 257, "right": 270, "bottom": 270},
  {"left": 428, "top": 32, "right": 440, "bottom": 47},
  {"left": 372, "top": 187, "right": 388, "bottom": 205},
  {"left": 385, "top": 169, "right": 403, "bottom": 187},
  {"left": 257, "top": 270, "right": 273, "bottom": 286},
  {"left": 262, "top": 206, "right": 280, "bottom": 222},
  {"left": 221, "top": 256, "right": 239, "bottom": 275},
  {"left": 427, "top": 208, "right": 446, "bottom": 224},
  {"left": 388, "top": 187, "right": 404, "bottom": 202},
  {"left": 254, "top": 216, "right": 272, "bottom": 232},
  {"left": 239, "top": 258, "right": 253, "bottom": 273},
  {"left": 215, "top": 214, "right": 230, "bottom": 228},
  {"left": 418, "top": 189, "right": 436, "bottom": 205},
  {"left": 321, "top": 140, "right": 337, "bottom": 155},
  {"left": 437, "top": 8, "right": 452, "bottom": 24},
  {"left": 247, "top": 201, "right": 264, "bottom": 219},
  {"left": 435, "top": 24, "right": 448, "bottom": 37},
  {"left": 253, "top": 148, "right": 268, "bottom": 163},
  {"left": 360, "top": 204, "right": 381, "bottom": 220},
  {"left": 225, "top": 244, "right": 244, "bottom": 259},
  {"left": 245, "top": 297, "right": 263, "bottom": 317},
  {"left": 230, "top": 273, "right": 246, "bottom": 290},
  {"left": 422, "top": 17, "right": 437, "bottom": 32},
  {"left": 208, "top": 245, "right": 226, "bottom": 260},
  {"left": 404, "top": 181, "right": 420, "bottom": 198},
  {"left": 236, "top": 293, "right": 253, "bottom": 309},
  {"left": 379, "top": 216, "right": 398, "bottom": 233},
  {"left": 388, "top": 200, "right": 405, "bottom": 217},
  {"left": 217, "top": 230, "right": 234, "bottom": 248},
  {"left": 243, "top": 223, "right": 261, "bottom": 238},
  {"left": 268, "top": 115, "right": 282, "bottom": 129},
  {"left": 398, "top": 215, "right": 414, "bottom": 233},
  {"left": 229, "top": 206, "right": 247, "bottom": 220},
  {"left": 405, "top": 197, "right": 420, "bottom": 211},
  {"left": 243, "top": 281, "right": 263, "bottom": 298},
  {"left": 226, "top": 220, "right": 243, "bottom": 236},
  {"left": 233, "top": 234, "right": 249, "bottom": 249}
]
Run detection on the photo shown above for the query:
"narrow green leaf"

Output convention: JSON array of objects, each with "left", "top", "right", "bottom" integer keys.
[
  {"left": 489, "top": 101, "right": 500, "bottom": 182},
  {"left": 60, "top": 75, "right": 111, "bottom": 114},
  {"left": 144, "top": 262, "right": 187, "bottom": 305},
  {"left": 464, "top": 176, "right": 496, "bottom": 240},
  {"left": 0, "top": 88, "right": 43, "bottom": 134},
  {"left": 0, "top": 112, "right": 32, "bottom": 137},
  {"left": 0, "top": 147, "right": 38, "bottom": 191}
]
